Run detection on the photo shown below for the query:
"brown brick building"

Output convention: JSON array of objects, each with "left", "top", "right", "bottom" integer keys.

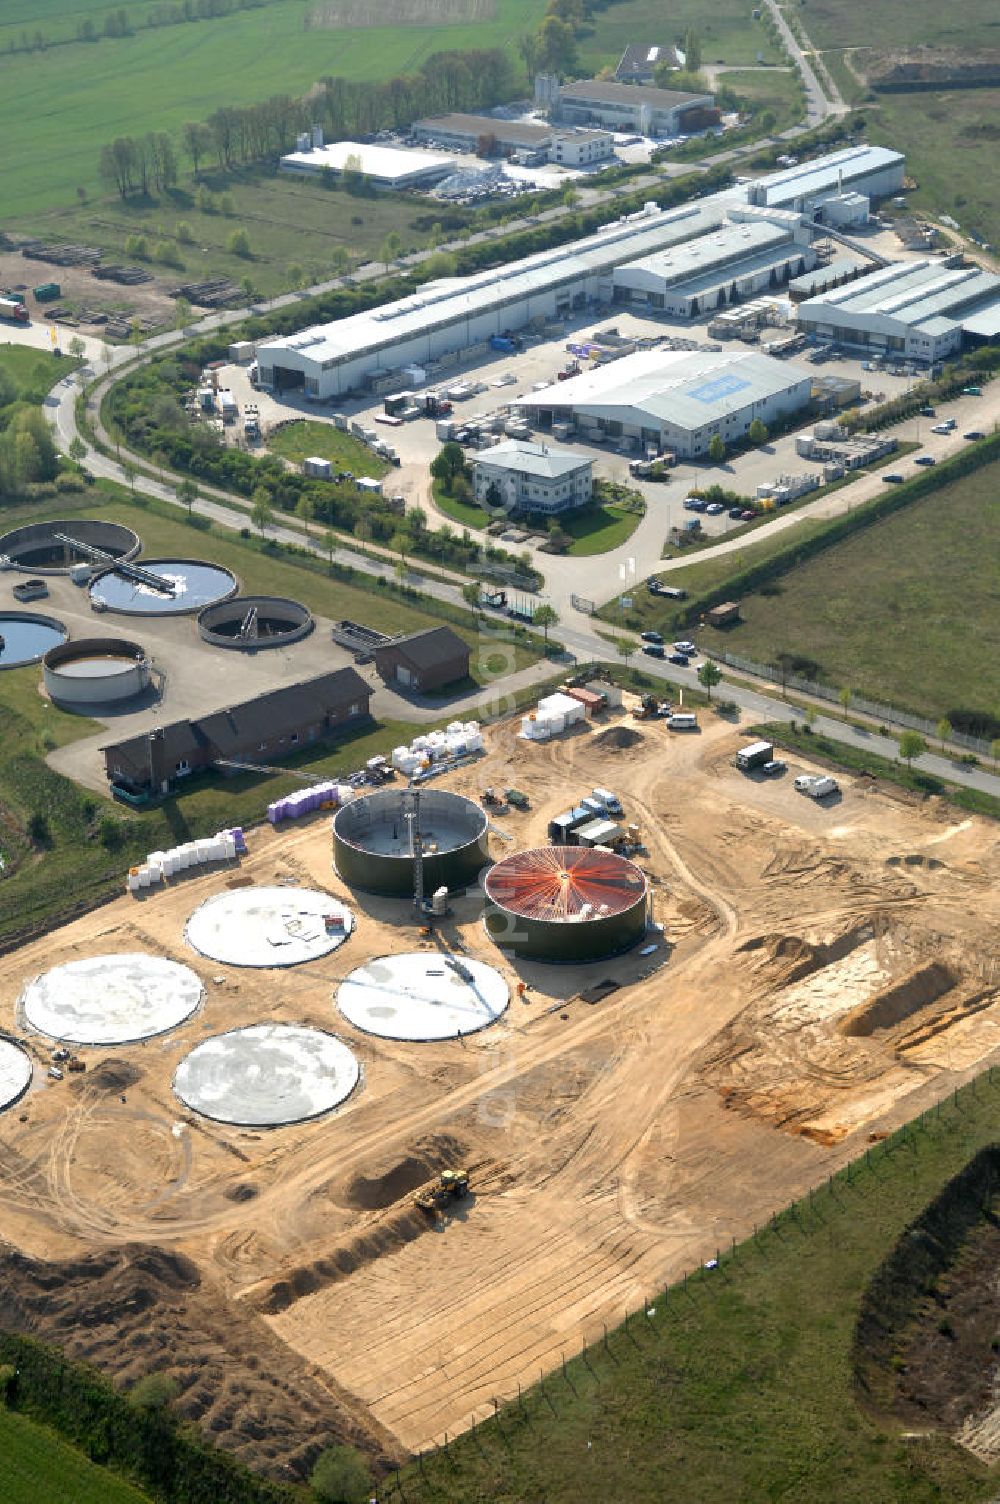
[{"left": 373, "top": 627, "right": 470, "bottom": 694}]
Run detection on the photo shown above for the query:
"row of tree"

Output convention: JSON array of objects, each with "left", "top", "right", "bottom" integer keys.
[
  {"left": 97, "top": 47, "right": 516, "bottom": 188},
  {"left": 0, "top": 386, "right": 60, "bottom": 500}
]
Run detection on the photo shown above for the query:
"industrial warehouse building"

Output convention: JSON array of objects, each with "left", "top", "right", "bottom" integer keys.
[
  {"left": 472, "top": 440, "right": 593, "bottom": 515},
  {"left": 373, "top": 627, "right": 470, "bottom": 693},
  {"left": 102, "top": 669, "right": 372, "bottom": 795},
  {"left": 279, "top": 140, "right": 453, "bottom": 189},
  {"left": 552, "top": 78, "right": 717, "bottom": 136},
  {"left": 515, "top": 348, "right": 813, "bottom": 459},
  {"left": 255, "top": 201, "right": 729, "bottom": 399},
  {"left": 412, "top": 114, "right": 614, "bottom": 166},
  {"left": 795, "top": 257, "right": 1000, "bottom": 362},
  {"left": 742, "top": 144, "right": 905, "bottom": 212},
  {"left": 612, "top": 216, "right": 815, "bottom": 317}
]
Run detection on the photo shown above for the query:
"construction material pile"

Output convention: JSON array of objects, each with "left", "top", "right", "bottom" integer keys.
[
  {"left": 128, "top": 828, "right": 246, "bottom": 892},
  {"left": 520, "top": 692, "right": 587, "bottom": 742},
  {"left": 267, "top": 782, "right": 356, "bottom": 825},
  {"left": 390, "top": 721, "right": 485, "bottom": 778}
]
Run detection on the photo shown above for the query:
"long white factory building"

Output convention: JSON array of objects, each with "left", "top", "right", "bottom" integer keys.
[{"left": 514, "top": 348, "right": 813, "bottom": 459}]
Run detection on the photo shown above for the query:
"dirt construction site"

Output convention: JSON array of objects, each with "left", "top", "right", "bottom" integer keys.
[{"left": 0, "top": 700, "right": 998, "bottom": 1479}]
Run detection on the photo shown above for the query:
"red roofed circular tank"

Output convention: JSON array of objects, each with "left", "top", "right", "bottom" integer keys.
[{"left": 484, "top": 845, "right": 648, "bottom": 963}]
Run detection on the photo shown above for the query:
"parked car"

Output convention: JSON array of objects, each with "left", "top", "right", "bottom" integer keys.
[
  {"left": 739, "top": 509, "right": 756, "bottom": 521},
  {"left": 728, "top": 505, "right": 744, "bottom": 520},
  {"left": 642, "top": 643, "right": 665, "bottom": 658},
  {"left": 931, "top": 420, "right": 956, "bottom": 434},
  {"left": 673, "top": 640, "right": 696, "bottom": 656},
  {"left": 913, "top": 455, "right": 936, "bottom": 466},
  {"left": 964, "top": 430, "right": 985, "bottom": 440},
  {"left": 881, "top": 473, "right": 904, "bottom": 484},
  {"left": 919, "top": 405, "right": 936, "bottom": 417},
  {"left": 640, "top": 630, "right": 664, "bottom": 644},
  {"left": 761, "top": 759, "right": 786, "bottom": 776},
  {"left": 705, "top": 502, "right": 725, "bottom": 516},
  {"left": 666, "top": 651, "right": 690, "bottom": 666}
]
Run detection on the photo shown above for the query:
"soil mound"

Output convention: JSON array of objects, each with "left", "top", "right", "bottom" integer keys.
[
  {"left": 224, "top": 1182, "right": 259, "bottom": 1203},
  {"left": 0, "top": 1239, "right": 398, "bottom": 1477},
  {"left": 593, "top": 726, "right": 644, "bottom": 752},
  {"left": 839, "top": 961, "right": 958, "bottom": 1037},
  {"left": 258, "top": 1205, "right": 433, "bottom": 1315},
  {"left": 86, "top": 1059, "right": 144, "bottom": 1092},
  {"left": 344, "top": 1133, "right": 467, "bottom": 1211}
]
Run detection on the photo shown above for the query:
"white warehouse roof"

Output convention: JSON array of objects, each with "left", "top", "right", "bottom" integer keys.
[
  {"left": 258, "top": 202, "right": 724, "bottom": 373},
  {"left": 280, "top": 140, "right": 453, "bottom": 184},
  {"left": 616, "top": 218, "right": 792, "bottom": 287},
  {"left": 475, "top": 440, "right": 591, "bottom": 478},
  {"left": 798, "top": 258, "right": 1000, "bottom": 335},
  {"left": 745, "top": 145, "right": 904, "bottom": 207},
  {"left": 517, "top": 347, "right": 809, "bottom": 429}
]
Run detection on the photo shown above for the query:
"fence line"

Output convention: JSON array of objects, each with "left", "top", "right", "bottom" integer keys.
[{"left": 705, "top": 647, "right": 993, "bottom": 757}]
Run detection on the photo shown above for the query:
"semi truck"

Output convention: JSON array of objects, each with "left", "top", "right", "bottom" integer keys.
[
  {"left": 735, "top": 740, "right": 774, "bottom": 771},
  {"left": 0, "top": 297, "right": 29, "bottom": 325}
]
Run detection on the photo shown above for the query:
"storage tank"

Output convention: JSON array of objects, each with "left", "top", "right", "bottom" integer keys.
[
  {"left": 197, "top": 595, "right": 313, "bottom": 650},
  {"left": 484, "top": 845, "right": 648, "bottom": 963},
  {"left": 43, "top": 637, "right": 151, "bottom": 706},
  {"left": 332, "top": 787, "right": 489, "bottom": 897}
]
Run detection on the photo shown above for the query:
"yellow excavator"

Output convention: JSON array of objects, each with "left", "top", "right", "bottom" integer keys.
[{"left": 414, "top": 1169, "right": 471, "bottom": 1216}]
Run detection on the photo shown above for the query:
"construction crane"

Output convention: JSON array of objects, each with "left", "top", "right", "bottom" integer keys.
[{"left": 402, "top": 784, "right": 424, "bottom": 912}]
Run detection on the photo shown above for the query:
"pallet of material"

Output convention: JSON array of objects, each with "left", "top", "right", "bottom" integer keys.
[
  {"left": 92, "top": 264, "right": 152, "bottom": 284},
  {"left": 21, "top": 242, "right": 103, "bottom": 267},
  {"left": 168, "top": 278, "right": 243, "bottom": 307}
]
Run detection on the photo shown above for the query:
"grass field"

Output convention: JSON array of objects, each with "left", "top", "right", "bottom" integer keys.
[
  {"left": 804, "top": 0, "right": 1000, "bottom": 56},
  {"left": 578, "top": 0, "right": 782, "bottom": 73},
  {"left": 401, "top": 1070, "right": 1000, "bottom": 1502},
  {"left": 0, "top": 342, "right": 81, "bottom": 398},
  {"left": 0, "top": 1407, "right": 151, "bottom": 1504},
  {"left": 0, "top": 0, "right": 544, "bottom": 218},
  {"left": 718, "top": 65, "right": 804, "bottom": 131},
  {"left": 715, "top": 461, "right": 1000, "bottom": 722},
  {"left": 267, "top": 418, "right": 390, "bottom": 478},
  {"left": 560, "top": 501, "right": 643, "bottom": 556},
  {"left": 11, "top": 169, "right": 474, "bottom": 301}
]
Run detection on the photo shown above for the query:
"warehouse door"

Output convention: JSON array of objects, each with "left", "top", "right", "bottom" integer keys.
[{"left": 272, "top": 365, "right": 305, "bottom": 392}]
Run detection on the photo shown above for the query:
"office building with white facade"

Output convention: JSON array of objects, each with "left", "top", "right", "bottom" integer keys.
[{"left": 472, "top": 440, "right": 593, "bottom": 515}]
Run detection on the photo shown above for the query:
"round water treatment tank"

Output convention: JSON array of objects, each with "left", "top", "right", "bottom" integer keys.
[
  {"left": 197, "top": 595, "right": 313, "bottom": 650},
  {"left": 0, "top": 611, "right": 68, "bottom": 670},
  {"left": 43, "top": 637, "right": 151, "bottom": 706},
  {"left": 484, "top": 845, "right": 649, "bottom": 963},
  {"left": 0, "top": 1038, "right": 32, "bottom": 1113},
  {"left": 332, "top": 788, "right": 489, "bottom": 898},
  {"left": 0, "top": 518, "right": 140, "bottom": 574},
  {"left": 88, "top": 558, "right": 238, "bottom": 616}
]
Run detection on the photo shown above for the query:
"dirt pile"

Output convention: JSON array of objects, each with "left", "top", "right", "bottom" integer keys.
[
  {"left": 840, "top": 961, "right": 959, "bottom": 1037},
  {"left": 256, "top": 1205, "right": 435, "bottom": 1315},
  {"left": 0, "top": 1240, "right": 401, "bottom": 1477},
  {"left": 593, "top": 726, "right": 644, "bottom": 752},
  {"left": 80, "top": 1058, "right": 144, "bottom": 1093},
  {"left": 344, "top": 1133, "right": 467, "bottom": 1211}
]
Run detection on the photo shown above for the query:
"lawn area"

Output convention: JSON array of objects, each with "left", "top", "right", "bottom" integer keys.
[
  {"left": 0, "top": 341, "right": 81, "bottom": 399},
  {"left": 403, "top": 1072, "right": 1000, "bottom": 1503},
  {"left": 578, "top": 0, "right": 782, "bottom": 72},
  {"left": 560, "top": 501, "right": 643, "bottom": 556},
  {"left": 432, "top": 478, "right": 488, "bottom": 531},
  {"left": 0, "top": 0, "right": 545, "bottom": 218},
  {"left": 715, "top": 461, "right": 1000, "bottom": 723},
  {"left": 0, "top": 1407, "right": 152, "bottom": 1504},
  {"left": 267, "top": 418, "right": 390, "bottom": 479}
]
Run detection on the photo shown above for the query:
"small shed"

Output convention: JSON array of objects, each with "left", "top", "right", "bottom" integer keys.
[
  {"left": 574, "top": 818, "right": 623, "bottom": 848},
  {"left": 707, "top": 601, "right": 741, "bottom": 628},
  {"left": 564, "top": 685, "right": 605, "bottom": 715},
  {"left": 374, "top": 626, "right": 470, "bottom": 694}
]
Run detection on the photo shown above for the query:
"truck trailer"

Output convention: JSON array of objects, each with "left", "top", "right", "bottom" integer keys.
[
  {"left": 735, "top": 740, "right": 774, "bottom": 771},
  {"left": 0, "top": 297, "right": 29, "bottom": 325}
]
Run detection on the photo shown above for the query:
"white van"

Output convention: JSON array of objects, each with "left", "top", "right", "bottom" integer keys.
[
  {"left": 668, "top": 712, "right": 698, "bottom": 731},
  {"left": 592, "top": 787, "right": 623, "bottom": 816},
  {"left": 794, "top": 774, "right": 839, "bottom": 799}
]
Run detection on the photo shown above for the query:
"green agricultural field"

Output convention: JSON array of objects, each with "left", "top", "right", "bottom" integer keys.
[
  {"left": 805, "top": 0, "right": 1000, "bottom": 56},
  {"left": 403, "top": 1074, "right": 1000, "bottom": 1503},
  {"left": 578, "top": 0, "right": 782, "bottom": 73},
  {"left": 267, "top": 418, "right": 389, "bottom": 478},
  {"left": 718, "top": 64, "right": 804, "bottom": 132},
  {"left": 0, "top": 1407, "right": 152, "bottom": 1504},
  {"left": 710, "top": 461, "right": 1000, "bottom": 724},
  {"left": 0, "top": 0, "right": 545, "bottom": 218}
]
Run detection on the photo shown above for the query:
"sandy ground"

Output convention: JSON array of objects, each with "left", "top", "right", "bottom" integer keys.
[{"left": 0, "top": 699, "right": 998, "bottom": 1468}]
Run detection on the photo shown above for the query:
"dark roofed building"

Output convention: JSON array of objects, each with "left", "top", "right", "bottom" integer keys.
[
  {"left": 373, "top": 626, "right": 470, "bottom": 695},
  {"left": 555, "top": 79, "right": 716, "bottom": 137},
  {"left": 102, "top": 667, "right": 371, "bottom": 795},
  {"left": 616, "top": 42, "right": 682, "bottom": 83}
]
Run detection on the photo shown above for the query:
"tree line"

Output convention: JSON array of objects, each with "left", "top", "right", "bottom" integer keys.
[
  {"left": 97, "top": 46, "right": 516, "bottom": 192},
  {"left": 0, "top": 370, "right": 60, "bottom": 500},
  {"left": 4, "top": 0, "right": 269, "bottom": 54}
]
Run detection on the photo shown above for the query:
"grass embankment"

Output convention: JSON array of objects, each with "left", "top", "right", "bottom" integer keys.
[
  {"left": 750, "top": 721, "right": 1000, "bottom": 823},
  {"left": 720, "top": 462, "right": 1000, "bottom": 723},
  {"left": 0, "top": 1407, "right": 152, "bottom": 1504},
  {"left": 0, "top": 343, "right": 80, "bottom": 396},
  {"left": 266, "top": 419, "right": 390, "bottom": 479},
  {"left": 401, "top": 1073, "right": 1000, "bottom": 1503},
  {"left": 0, "top": 0, "right": 544, "bottom": 217}
]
